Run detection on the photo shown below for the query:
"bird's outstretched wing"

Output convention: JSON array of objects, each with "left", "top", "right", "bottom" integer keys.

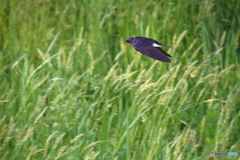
[{"left": 135, "top": 46, "right": 171, "bottom": 62}]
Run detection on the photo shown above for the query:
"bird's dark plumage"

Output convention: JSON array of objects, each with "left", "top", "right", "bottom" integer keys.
[{"left": 124, "top": 37, "right": 172, "bottom": 62}]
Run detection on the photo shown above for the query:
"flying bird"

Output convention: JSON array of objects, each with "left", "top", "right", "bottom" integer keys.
[{"left": 124, "top": 37, "right": 172, "bottom": 62}]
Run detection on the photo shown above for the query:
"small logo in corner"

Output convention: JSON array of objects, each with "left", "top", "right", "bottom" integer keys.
[{"left": 210, "top": 151, "right": 215, "bottom": 157}]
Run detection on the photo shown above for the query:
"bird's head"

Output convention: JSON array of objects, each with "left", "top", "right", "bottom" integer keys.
[{"left": 124, "top": 38, "right": 135, "bottom": 45}]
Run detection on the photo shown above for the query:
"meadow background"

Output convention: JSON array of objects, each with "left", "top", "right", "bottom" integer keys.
[{"left": 0, "top": 0, "right": 240, "bottom": 159}]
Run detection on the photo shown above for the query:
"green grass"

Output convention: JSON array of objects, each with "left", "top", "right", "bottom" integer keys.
[{"left": 1, "top": 0, "right": 240, "bottom": 159}]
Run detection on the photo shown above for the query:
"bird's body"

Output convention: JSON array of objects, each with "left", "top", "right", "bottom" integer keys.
[{"left": 124, "top": 37, "right": 172, "bottom": 62}]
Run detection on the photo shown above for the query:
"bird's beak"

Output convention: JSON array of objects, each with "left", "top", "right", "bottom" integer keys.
[{"left": 124, "top": 41, "right": 131, "bottom": 45}]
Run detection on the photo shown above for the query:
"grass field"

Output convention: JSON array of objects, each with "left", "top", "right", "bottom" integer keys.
[{"left": 1, "top": 0, "right": 240, "bottom": 159}]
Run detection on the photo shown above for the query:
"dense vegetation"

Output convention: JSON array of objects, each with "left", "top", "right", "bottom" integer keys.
[{"left": 1, "top": 0, "right": 239, "bottom": 159}]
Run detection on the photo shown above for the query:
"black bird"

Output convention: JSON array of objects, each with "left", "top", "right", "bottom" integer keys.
[{"left": 124, "top": 37, "right": 172, "bottom": 62}]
